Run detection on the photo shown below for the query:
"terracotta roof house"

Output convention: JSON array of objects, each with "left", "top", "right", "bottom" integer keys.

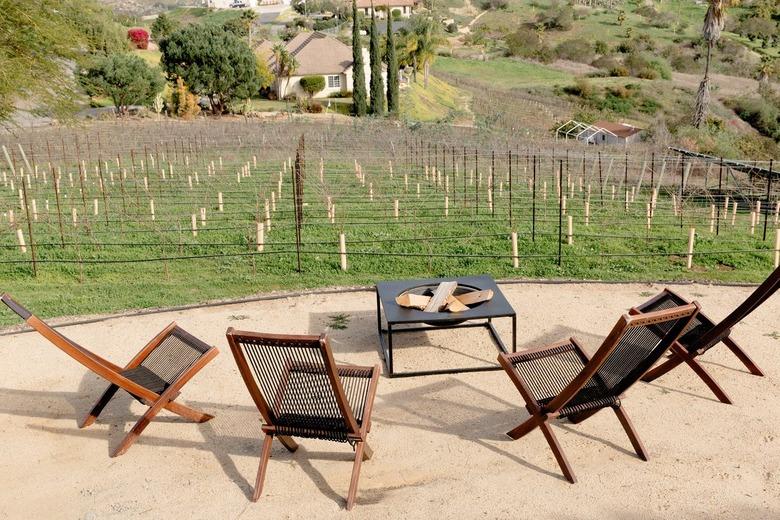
[
  {"left": 556, "top": 120, "right": 644, "bottom": 145},
  {"left": 261, "top": 32, "right": 380, "bottom": 101},
  {"left": 356, "top": 0, "right": 416, "bottom": 18}
]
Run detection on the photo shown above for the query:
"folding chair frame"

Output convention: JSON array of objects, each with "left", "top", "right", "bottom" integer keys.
[
  {"left": 226, "top": 329, "right": 380, "bottom": 510},
  {"left": 498, "top": 303, "right": 699, "bottom": 483},
  {"left": 1, "top": 294, "right": 218, "bottom": 457},
  {"left": 637, "top": 267, "right": 779, "bottom": 404}
]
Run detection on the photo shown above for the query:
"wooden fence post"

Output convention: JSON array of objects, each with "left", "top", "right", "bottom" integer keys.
[
  {"left": 687, "top": 228, "right": 695, "bottom": 269},
  {"left": 16, "top": 228, "right": 26, "bottom": 253},
  {"left": 218, "top": 192, "right": 224, "bottom": 212},
  {"left": 775, "top": 228, "right": 779, "bottom": 269},
  {"left": 191, "top": 214, "right": 198, "bottom": 237},
  {"left": 567, "top": 216, "right": 573, "bottom": 245},
  {"left": 511, "top": 231, "right": 519, "bottom": 268},
  {"left": 256, "top": 222, "right": 264, "bottom": 252},
  {"left": 339, "top": 233, "right": 347, "bottom": 271},
  {"left": 150, "top": 199, "right": 155, "bottom": 221}
]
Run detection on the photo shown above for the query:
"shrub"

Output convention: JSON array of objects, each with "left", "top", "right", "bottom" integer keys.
[
  {"left": 726, "top": 96, "right": 780, "bottom": 142},
  {"left": 127, "top": 28, "right": 149, "bottom": 50},
  {"left": 536, "top": 2, "right": 574, "bottom": 31},
  {"left": 169, "top": 77, "right": 201, "bottom": 119},
  {"left": 309, "top": 101, "right": 324, "bottom": 113},
  {"left": 314, "top": 18, "right": 339, "bottom": 31},
  {"left": 480, "top": 0, "right": 508, "bottom": 10},
  {"left": 594, "top": 40, "right": 608, "bottom": 55},
  {"left": 609, "top": 66, "right": 630, "bottom": 77},
  {"left": 505, "top": 29, "right": 555, "bottom": 62},
  {"left": 637, "top": 68, "right": 658, "bottom": 80},
  {"left": 300, "top": 75, "right": 326, "bottom": 98},
  {"left": 78, "top": 53, "right": 163, "bottom": 115},
  {"left": 647, "top": 59, "right": 671, "bottom": 80},
  {"left": 160, "top": 24, "right": 259, "bottom": 114},
  {"left": 555, "top": 38, "right": 595, "bottom": 63},
  {"left": 592, "top": 55, "right": 620, "bottom": 71},
  {"left": 151, "top": 13, "right": 178, "bottom": 42},
  {"left": 446, "top": 22, "right": 458, "bottom": 34},
  {"left": 563, "top": 77, "right": 594, "bottom": 98}
]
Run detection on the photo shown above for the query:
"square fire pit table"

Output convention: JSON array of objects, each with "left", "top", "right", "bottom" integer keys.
[{"left": 376, "top": 275, "right": 516, "bottom": 377}]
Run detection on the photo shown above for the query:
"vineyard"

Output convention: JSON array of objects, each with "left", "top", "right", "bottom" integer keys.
[{"left": 0, "top": 119, "right": 777, "bottom": 323}]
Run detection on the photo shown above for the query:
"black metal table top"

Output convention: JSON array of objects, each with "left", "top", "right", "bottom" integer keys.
[{"left": 376, "top": 275, "right": 515, "bottom": 324}]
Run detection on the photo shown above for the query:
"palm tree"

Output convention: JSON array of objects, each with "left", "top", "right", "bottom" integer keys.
[
  {"left": 693, "top": 0, "right": 732, "bottom": 128},
  {"left": 407, "top": 16, "right": 443, "bottom": 88},
  {"left": 271, "top": 43, "right": 298, "bottom": 100}
]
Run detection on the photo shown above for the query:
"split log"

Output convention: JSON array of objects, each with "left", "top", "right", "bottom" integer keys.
[{"left": 423, "top": 281, "right": 457, "bottom": 312}]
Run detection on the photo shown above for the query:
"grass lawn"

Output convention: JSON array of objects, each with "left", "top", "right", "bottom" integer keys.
[
  {"left": 400, "top": 75, "right": 471, "bottom": 123},
  {"left": 434, "top": 57, "right": 572, "bottom": 89},
  {"left": 135, "top": 49, "right": 162, "bottom": 68}
]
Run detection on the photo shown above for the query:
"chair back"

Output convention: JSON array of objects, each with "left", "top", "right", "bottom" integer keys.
[
  {"left": 548, "top": 303, "right": 700, "bottom": 412},
  {"left": 226, "top": 329, "right": 360, "bottom": 441},
  {"left": 696, "top": 266, "right": 780, "bottom": 352}
]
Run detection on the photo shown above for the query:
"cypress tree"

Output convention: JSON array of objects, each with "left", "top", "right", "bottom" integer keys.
[
  {"left": 385, "top": 8, "right": 399, "bottom": 115},
  {"left": 368, "top": 7, "right": 385, "bottom": 116},
  {"left": 351, "top": 0, "right": 367, "bottom": 116}
]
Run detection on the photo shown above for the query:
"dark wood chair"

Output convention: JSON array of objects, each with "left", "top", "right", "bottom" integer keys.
[
  {"left": 635, "top": 266, "right": 780, "bottom": 404},
  {"left": 498, "top": 302, "right": 700, "bottom": 483},
  {"left": 1, "top": 293, "right": 219, "bottom": 457},
  {"left": 225, "top": 329, "right": 380, "bottom": 510}
]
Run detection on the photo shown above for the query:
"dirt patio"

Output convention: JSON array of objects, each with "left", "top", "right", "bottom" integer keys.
[{"left": 0, "top": 281, "right": 778, "bottom": 519}]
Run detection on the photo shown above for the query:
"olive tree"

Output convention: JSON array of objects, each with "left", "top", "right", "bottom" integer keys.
[
  {"left": 78, "top": 53, "right": 163, "bottom": 115},
  {"left": 160, "top": 24, "right": 259, "bottom": 114}
]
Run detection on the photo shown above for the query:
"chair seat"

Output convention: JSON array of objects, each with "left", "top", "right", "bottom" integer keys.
[
  {"left": 508, "top": 342, "right": 618, "bottom": 418},
  {"left": 123, "top": 366, "right": 170, "bottom": 395}
]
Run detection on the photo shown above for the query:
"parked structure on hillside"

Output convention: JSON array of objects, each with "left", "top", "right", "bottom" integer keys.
[
  {"left": 355, "top": 0, "right": 416, "bottom": 18},
  {"left": 258, "top": 32, "right": 378, "bottom": 100},
  {"left": 205, "top": 0, "right": 282, "bottom": 8},
  {"left": 556, "top": 120, "right": 644, "bottom": 145}
]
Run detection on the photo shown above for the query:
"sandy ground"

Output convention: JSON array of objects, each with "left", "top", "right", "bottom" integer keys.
[{"left": 0, "top": 281, "right": 778, "bottom": 519}]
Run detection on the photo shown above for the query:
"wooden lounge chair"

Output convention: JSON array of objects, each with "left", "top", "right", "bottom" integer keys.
[
  {"left": 498, "top": 302, "right": 700, "bottom": 483},
  {"left": 635, "top": 266, "right": 780, "bottom": 404},
  {"left": 1, "top": 293, "right": 219, "bottom": 457},
  {"left": 225, "top": 329, "right": 380, "bottom": 510}
]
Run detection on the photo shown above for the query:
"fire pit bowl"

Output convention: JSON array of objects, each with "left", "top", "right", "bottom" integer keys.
[{"left": 398, "top": 283, "right": 485, "bottom": 326}]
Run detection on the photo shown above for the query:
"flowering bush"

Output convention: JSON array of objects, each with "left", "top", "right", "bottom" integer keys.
[{"left": 127, "top": 28, "right": 149, "bottom": 50}]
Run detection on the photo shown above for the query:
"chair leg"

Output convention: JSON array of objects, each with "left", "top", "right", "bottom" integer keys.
[
  {"left": 538, "top": 421, "right": 576, "bottom": 484},
  {"left": 80, "top": 384, "right": 119, "bottom": 428},
  {"left": 111, "top": 402, "right": 167, "bottom": 457},
  {"left": 164, "top": 400, "right": 214, "bottom": 423},
  {"left": 506, "top": 415, "right": 541, "bottom": 440},
  {"left": 612, "top": 406, "right": 648, "bottom": 461},
  {"left": 361, "top": 442, "right": 373, "bottom": 461},
  {"left": 252, "top": 434, "right": 274, "bottom": 502},
  {"left": 673, "top": 347, "right": 733, "bottom": 405},
  {"left": 641, "top": 354, "right": 685, "bottom": 383},
  {"left": 277, "top": 435, "right": 298, "bottom": 452},
  {"left": 723, "top": 336, "right": 765, "bottom": 376},
  {"left": 346, "top": 441, "right": 366, "bottom": 510}
]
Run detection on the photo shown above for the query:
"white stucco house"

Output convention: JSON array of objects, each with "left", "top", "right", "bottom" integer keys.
[
  {"left": 356, "top": 0, "right": 416, "bottom": 18},
  {"left": 260, "top": 32, "right": 381, "bottom": 100},
  {"left": 205, "top": 0, "right": 258, "bottom": 8}
]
